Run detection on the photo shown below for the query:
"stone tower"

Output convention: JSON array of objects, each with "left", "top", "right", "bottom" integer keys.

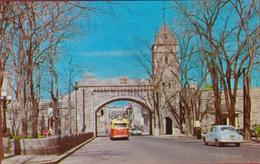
[
  {"left": 152, "top": 23, "right": 179, "bottom": 86},
  {"left": 152, "top": 23, "right": 180, "bottom": 135}
]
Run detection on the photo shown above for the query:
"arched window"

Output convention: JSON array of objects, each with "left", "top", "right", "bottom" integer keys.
[{"left": 162, "top": 82, "right": 165, "bottom": 87}]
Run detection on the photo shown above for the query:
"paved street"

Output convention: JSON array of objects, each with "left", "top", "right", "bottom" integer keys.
[{"left": 61, "top": 136, "right": 260, "bottom": 164}]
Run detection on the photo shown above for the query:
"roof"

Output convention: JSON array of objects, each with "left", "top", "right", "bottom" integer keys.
[
  {"left": 212, "top": 125, "right": 235, "bottom": 128},
  {"left": 153, "top": 23, "right": 178, "bottom": 45},
  {"left": 212, "top": 125, "right": 236, "bottom": 130}
]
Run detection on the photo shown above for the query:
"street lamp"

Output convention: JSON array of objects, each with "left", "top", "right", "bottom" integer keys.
[
  {"left": 48, "top": 107, "right": 54, "bottom": 134},
  {"left": 126, "top": 103, "right": 132, "bottom": 128},
  {"left": 1, "top": 91, "right": 12, "bottom": 134},
  {"left": 74, "top": 81, "right": 78, "bottom": 134}
]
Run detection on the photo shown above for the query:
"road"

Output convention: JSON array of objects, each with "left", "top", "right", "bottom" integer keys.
[{"left": 61, "top": 136, "right": 260, "bottom": 164}]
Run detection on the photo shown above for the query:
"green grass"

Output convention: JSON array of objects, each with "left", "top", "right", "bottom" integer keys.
[
  {"left": 255, "top": 125, "right": 260, "bottom": 139},
  {"left": 204, "top": 84, "right": 213, "bottom": 91}
]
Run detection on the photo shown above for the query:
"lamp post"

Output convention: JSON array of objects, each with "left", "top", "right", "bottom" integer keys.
[
  {"left": 0, "top": 91, "right": 11, "bottom": 161},
  {"left": 1, "top": 92, "right": 12, "bottom": 134},
  {"left": 74, "top": 81, "right": 78, "bottom": 134},
  {"left": 126, "top": 103, "right": 132, "bottom": 128},
  {"left": 82, "top": 89, "right": 86, "bottom": 132},
  {"left": 48, "top": 107, "right": 54, "bottom": 134}
]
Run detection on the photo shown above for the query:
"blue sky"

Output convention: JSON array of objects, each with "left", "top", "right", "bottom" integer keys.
[
  {"left": 54, "top": 1, "right": 259, "bottom": 98},
  {"left": 57, "top": 1, "right": 175, "bottom": 81}
]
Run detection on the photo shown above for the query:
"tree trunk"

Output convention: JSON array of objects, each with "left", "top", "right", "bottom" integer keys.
[
  {"left": 179, "top": 97, "right": 185, "bottom": 134},
  {"left": 244, "top": 73, "right": 251, "bottom": 141},
  {"left": 212, "top": 67, "right": 221, "bottom": 125},
  {"left": 0, "top": 62, "right": 4, "bottom": 90},
  {"left": 27, "top": 50, "right": 38, "bottom": 138},
  {"left": 22, "top": 113, "right": 28, "bottom": 137},
  {"left": 229, "top": 97, "right": 236, "bottom": 126}
]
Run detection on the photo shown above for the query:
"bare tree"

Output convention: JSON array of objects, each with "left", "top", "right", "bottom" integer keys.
[
  {"left": 175, "top": 0, "right": 259, "bottom": 140},
  {"left": 230, "top": 0, "right": 259, "bottom": 140},
  {"left": 0, "top": 3, "right": 13, "bottom": 91},
  {"left": 0, "top": 2, "right": 14, "bottom": 160},
  {"left": 175, "top": 1, "right": 230, "bottom": 125},
  {"left": 133, "top": 40, "right": 168, "bottom": 135},
  {"left": 3, "top": 1, "right": 93, "bottom": 138},
  {"left": 58, "top": 54, "right": 83, "bottom": 133}
]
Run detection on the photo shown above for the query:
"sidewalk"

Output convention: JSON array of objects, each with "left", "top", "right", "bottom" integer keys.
[{"left": 2, "top": 137, "right": 94, "bottom": 164}]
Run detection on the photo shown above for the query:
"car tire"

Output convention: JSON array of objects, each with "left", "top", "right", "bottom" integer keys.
[
  {"left": 215, "top": 139, "right": 222, "bottom": 147},
  {"left": 203, "top": 137, "right": 208, "bottom": 145},
  {"left": 235, "top": 143, "right": 240, "bottom": 147}
]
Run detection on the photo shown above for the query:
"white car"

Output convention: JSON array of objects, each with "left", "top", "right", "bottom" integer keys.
[
  {"left": 131, "top": 127, "right": 142, "bottom": 135},
  {"left": 203, "top": 125, "right": 243, "bottom": 147}
]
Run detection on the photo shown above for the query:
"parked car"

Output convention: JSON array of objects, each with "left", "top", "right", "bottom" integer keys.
[
  {"left": 131, "top": 127, "right": 142, "bottom": 135},
  {"left": 203, "top": 125, "right": 243, "bottom": 147}
]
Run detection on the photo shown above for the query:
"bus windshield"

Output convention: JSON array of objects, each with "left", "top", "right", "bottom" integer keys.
[{"left": 113, "top": 123, "right": 128, "bottom": 128}]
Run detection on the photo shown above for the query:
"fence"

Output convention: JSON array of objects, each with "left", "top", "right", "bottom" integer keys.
[{"left": 3, "top": 132, "right": 93, "bottom": 155}]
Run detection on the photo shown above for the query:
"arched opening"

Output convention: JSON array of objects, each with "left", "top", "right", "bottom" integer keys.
[
  {"left": 95, "top": 98, "right": 152, "bottom": 137},
  {"left": 165, "top": 117, "right": 172, "bottom": 135}
]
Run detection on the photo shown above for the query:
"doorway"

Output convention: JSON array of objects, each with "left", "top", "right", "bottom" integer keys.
[{"left": 165, "top": 117, "right": 172, "bottom": 135}]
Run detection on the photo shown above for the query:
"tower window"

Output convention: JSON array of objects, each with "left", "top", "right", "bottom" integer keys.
[
  {"left": 165, "top": 56, "right": 168, "bottom": 64},
  {"left": 163, "top": 34, "right": 167, "bottom": 39}
]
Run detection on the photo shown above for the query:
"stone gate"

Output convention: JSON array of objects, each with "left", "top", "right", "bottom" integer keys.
[{"left": 73, "top": 77, "right": 153, "bottom": 136}]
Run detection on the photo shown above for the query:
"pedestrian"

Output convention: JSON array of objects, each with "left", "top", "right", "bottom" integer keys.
[
  {"left": 43, "top": 128, "right": 48, "bottom": 137},
  {"left": 48, "top": 128, "right": 53, "bottom": 136}
]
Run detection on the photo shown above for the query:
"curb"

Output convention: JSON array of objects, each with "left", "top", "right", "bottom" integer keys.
[
  {"left": 243, "top": 141, "right": 260, "bottom": 146},
  {"left": 31, "top": 137, "right": 95, "bottom": 164},
  {"left": 54, "top": 137, "right": 95, "bottom": 164}
]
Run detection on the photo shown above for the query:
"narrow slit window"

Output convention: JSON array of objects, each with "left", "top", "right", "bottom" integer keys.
[{"left": 165, "top": 56, "right": 168, "bottom": 64}]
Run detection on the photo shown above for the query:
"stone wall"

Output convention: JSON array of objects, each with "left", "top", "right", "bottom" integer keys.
[
  {"left": 3, "top": 132, "right": 93, "bottom": 156},
  {"left": 200, "top": 88, "right": 260, "bottom": 132}
]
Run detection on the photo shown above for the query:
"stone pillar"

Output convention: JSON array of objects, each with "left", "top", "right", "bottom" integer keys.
[{"left": 163, "top": 118, "right": 166, "bottom": 134}]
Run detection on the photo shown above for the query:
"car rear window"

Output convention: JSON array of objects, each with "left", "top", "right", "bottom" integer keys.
[{"left": 221, "top": 127, "right": 235, "bottom": 131}]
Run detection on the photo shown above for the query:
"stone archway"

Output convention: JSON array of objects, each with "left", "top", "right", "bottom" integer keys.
[
  {"left": 165, "top": 117, "right": 173, "bottom": 135},
  {"left": 94, "top": 97, "right": 153, "bottom": 137},
  {"left": 73, "top": 82, "right": 153, "bottom": 136}
]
